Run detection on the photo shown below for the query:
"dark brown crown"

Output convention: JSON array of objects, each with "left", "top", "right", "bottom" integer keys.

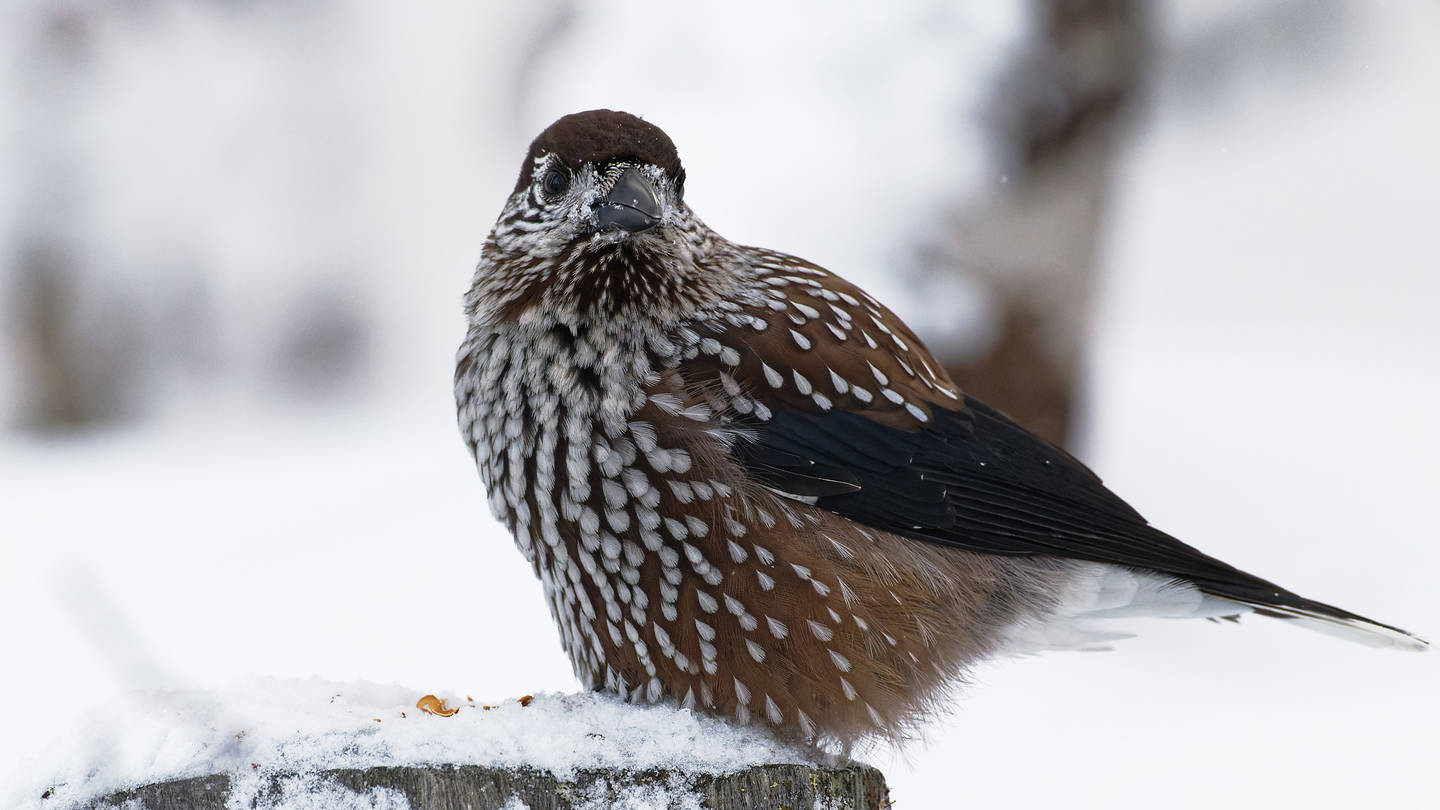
[{"left": 513, "top": 110, "right": 683, "bottom": 193}]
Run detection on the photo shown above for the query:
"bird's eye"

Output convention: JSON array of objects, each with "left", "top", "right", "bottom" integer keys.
[{"left": 541, "top": 168, "right": 570, "bottom": 197}]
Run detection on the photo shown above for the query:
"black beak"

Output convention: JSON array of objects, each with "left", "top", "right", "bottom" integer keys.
[{"left": 595, "top": 167, "right": 662, "bottom": 233}]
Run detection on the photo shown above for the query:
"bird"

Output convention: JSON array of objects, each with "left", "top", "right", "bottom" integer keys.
[{"left": 454, "top": 109, "right": 1426, "bottom": 747}]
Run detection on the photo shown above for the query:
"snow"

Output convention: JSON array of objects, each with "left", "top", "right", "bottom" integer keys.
[
  {"left": 3, "top": 2, "right": 1439, "bottom": 810},
  {"left": 18, "top": 678, "right": 812, "bottom": 810}
]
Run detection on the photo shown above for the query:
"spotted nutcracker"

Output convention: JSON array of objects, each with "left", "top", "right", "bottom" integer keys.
[{"left": 454, "top": 109, "right": 1425, "bottom": 746}]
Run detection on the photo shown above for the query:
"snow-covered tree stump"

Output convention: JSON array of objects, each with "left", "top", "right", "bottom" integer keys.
[
  {"left": 86, "top": 763, "right": 889, "bottom": 809},
  {"left": 27, "top": 684, "right": 883, "bottom": 810}
]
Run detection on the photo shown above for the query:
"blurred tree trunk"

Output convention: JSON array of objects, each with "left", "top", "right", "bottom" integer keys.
[
  {"left": 936, "top": 0, "right": 1147, "bottom": 447},
  {"left": 9, "top": 6, "right": 140, "bottom": 431},
  {"left": 12, "top": 242, "right": 138, "bottom": 430}
]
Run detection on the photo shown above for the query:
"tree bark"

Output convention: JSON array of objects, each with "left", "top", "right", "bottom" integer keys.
[{"left": 84, "top": 763, "right": 890, "bottom": 809}]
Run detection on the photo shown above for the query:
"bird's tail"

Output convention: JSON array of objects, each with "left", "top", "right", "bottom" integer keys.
[
  {"left": 1007, "top": 564, "right": 1428, "bottom": 653},
  {"left": 1223, "top": 595, "right": 1429, "bottom": 651},
  {"left": 1179, "top": 560, "right": 1429, "bottom": 651}
]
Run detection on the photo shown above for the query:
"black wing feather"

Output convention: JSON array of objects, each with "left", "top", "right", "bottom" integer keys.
[{"left": 735, "top": 394, "right": 1345, "bottom": 615}]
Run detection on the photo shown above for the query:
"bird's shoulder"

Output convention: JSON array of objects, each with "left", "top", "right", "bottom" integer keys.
[{"left": 688, "top": 246, "right": 964, "bottom": 432}]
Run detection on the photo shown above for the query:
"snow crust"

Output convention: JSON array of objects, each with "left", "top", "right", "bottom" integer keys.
[{"left": 19, "top": 678, "right": 815, "bottom": 810}]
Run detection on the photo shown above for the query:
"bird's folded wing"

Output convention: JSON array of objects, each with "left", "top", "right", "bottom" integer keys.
[{"left": 735, "top": 395, "right": 1265, "bottom": 585}]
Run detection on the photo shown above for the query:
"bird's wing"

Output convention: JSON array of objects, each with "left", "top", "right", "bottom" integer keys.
[
  {"left": 741, "top": 395, "right": 1276, "bottom": 593},
  {"left": 697, "top": 254, "right": 1319, "bottom": 613}
]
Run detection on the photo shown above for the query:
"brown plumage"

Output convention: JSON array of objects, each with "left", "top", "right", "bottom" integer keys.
[{"left": 455, "top": 109, "right": 1426, "bottom": 747}]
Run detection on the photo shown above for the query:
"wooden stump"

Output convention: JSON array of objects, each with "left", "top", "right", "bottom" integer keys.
[{"left": 83, "top": 763, "right": 890, "bottom": 809}]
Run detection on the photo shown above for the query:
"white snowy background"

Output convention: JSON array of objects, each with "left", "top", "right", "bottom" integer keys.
[{"left": 2, "top": 1, "right": 1437, "bottom": 808}]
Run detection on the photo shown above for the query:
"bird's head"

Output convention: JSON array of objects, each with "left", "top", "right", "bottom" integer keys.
[
  {"left": 507, "top": 109, "right": 686, "bottom": 250},
  {"left": 471, "top": 110, "right": 734, "bottom": 328}
]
